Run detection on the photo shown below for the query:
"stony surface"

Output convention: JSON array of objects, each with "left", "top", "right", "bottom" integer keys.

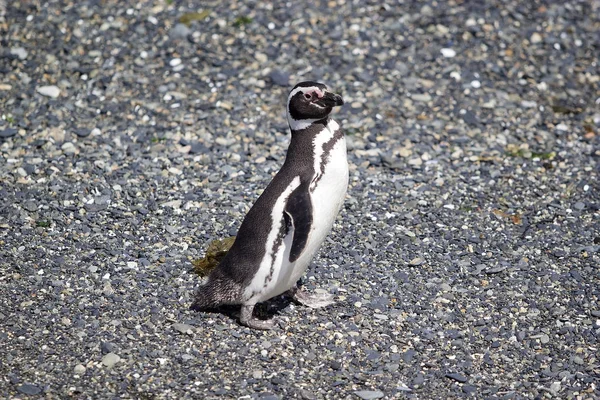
[{"left": 1, "top": 0, "right": 599, "bottom": 399}]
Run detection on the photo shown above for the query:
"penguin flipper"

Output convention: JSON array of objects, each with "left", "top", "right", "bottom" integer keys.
[{"left": 284, "top": 187, "right": 313, "bottom": 263}]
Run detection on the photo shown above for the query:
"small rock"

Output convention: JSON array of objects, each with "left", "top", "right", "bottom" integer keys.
[
  {"left": 398, "top": 147, "right": 412, "bottom": 157},
  {"left": 408, "top": 157, "right": 422, "bottom": 166},
  {"left": 0, "top": 128, "right": 18, "bottom": 138},
  {"left": 470, "top": 80, "right": 481, "bottom": 89},
  {"left": 74, "top": 128, "right": 91, "bottom": 138},
  {"left": 22, "top": 200, "right": 37, "bottom": 212},
  {"left": 549, "top": 381, "right": 561, "bottom": 395},
  {"left": 252, "top": 370, "right": 263, "bottom": 379},
  {"left": 61, "top": 142, "right": 77, "bottom": 154},
  {"left": 445, "top": 372, "right": 468, "bottom": 383},
  {"left": 485, "top": 265, "right": 507, "bottom": 274},
  {"left": 170, "top": 23, "right": 191, "bottom": 39},
  {"left": 169, "top": 58, "right": 182, "bottom": 67},
  {"left": 17, "top": 384, "right": 42, "bottom": 395},
  {"left": 354, "top": 390, "right": 384, "bottom": 399},
  {"left": 11, "top": 47, "right": 28, "bottom": 60},
  {"left": 572, "top": 356, "right": 584, "bottom": 365},
  {"left": 74, "top": 364, "right": 86, "bottom": 374},
  {"left": 530, "top": 32, "right": 543, "bottom": 44},
  {"left": 540, "top": 334, "right": 550, "bottom": 344},
  {"left": 172, "top": 323, "right": 194, "bottom": 334},
  {"left": 101, "top": 353, "right": 120, "bottom": 367},
  {"left": 573, "top": 202, "right": 585, "bottom": 210},
  {"left": 269, "top": 70, "right": 290, "bottom": 86},
  {"left": 440, "top": 48, "right": 456, "bottom": 58},
  {"left": 409, "top": 257, "right": 424, "bottom": 266},
  {"left": 101, "top": 342, "right": 117, "bottom": 354},
  {"left": 411, "top": 93, "right": 431, "bottom": 102},
  {"left": 37, "top": 85, "right": 61, "bottom": 98}
]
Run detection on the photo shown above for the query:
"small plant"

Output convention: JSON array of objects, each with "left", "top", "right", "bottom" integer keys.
[
  {"left": 36, "top": 220, "right": 51, "bottom": 228},
  {"left": 191, "top": 237, "right": 235, "bottom": 277},
  {"left": 179, "top": 10, "right": 210, "bottom": 26},
  {"left": 233, "top": 16, "right": 253, "bottom": 27}
]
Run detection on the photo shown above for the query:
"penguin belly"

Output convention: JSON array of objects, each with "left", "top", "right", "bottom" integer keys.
[{"left": 244, "top": 136, "right": 349, "bottom": 304}]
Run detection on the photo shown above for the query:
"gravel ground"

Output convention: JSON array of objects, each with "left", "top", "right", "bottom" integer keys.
[{"left": 1, "top": 0, "right": 599, "bottom": 398}]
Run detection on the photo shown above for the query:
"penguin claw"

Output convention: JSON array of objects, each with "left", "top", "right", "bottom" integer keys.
[
  {"left": 240, "top": 304, "right": 277, "bottom": 330},
  {"left": 291, "top": 289, "right": 335, "bottom": 309}
]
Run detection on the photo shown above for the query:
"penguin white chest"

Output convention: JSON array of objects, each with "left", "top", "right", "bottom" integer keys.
[
  {"left": 243, "top": 121, "right": 348, "bottom": 304},
  {"left": 246, "top": 122, "right": 348, "bottom": 303}
]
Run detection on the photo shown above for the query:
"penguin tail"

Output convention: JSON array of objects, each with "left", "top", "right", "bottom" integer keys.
[{"left": 190, "top": 277, "right": 241, "bottom": 311}]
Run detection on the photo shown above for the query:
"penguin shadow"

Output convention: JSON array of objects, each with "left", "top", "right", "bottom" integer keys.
[{"left": 197, "top": 295, "right": 295, "bottom": 327}]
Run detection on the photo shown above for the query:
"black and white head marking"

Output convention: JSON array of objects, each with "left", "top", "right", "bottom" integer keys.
[{"left": 287, "top": 81, "right": 344, "bottom": 131}]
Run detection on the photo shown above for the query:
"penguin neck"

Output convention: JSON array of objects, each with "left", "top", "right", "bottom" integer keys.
[
  {"left": 288, "top": 116, "right": 329, "bottom": 133},
  {"left": 285, "top": 117, "right": 334, "bottom": 166}
]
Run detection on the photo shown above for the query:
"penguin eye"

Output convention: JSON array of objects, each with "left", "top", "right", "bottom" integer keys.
[{"left": 304, "top": 93, "right": 312, "bottom": 100}]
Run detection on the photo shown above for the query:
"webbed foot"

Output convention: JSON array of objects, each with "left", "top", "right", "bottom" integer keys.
[{"left": 240, "top": 304, "right": 277, "bottom": 330}]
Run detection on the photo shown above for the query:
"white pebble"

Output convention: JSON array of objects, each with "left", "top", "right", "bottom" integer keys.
[
  {"left": 440, "top": 48, "right": 456, "bottom": 58},
  {"left": 36, "top": 85, "right": 61, "bottom": 98},
  {"left": 470, "top": 80, "right": 481, "bottom": 88},
  {"left": 169, "top": 58, "right": 182, "bottom": 67}
]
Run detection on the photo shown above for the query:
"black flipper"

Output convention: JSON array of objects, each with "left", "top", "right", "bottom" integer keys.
[{"left": 284, "top": 186, "right": 313, "bottom": 262}]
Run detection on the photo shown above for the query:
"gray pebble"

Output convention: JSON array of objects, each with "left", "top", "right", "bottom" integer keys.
[
  {"left": 17, "top": 384, "right": 41, "bottom": 395},
  {"left": 101, "top": 353, "right": 120, "bottom": 367},
  {"left": 170, "top": 23, "right": 191, "bottom": 39},
  {"left": 0, "top": 127, "right": 18, "bottom": 138},
  {"left": 445, "top": 373, "right": 468, "bottom": 383},
  {"left": 354, "top": 390, "right": 384, "bottom": 399},
  {"left": 172, "top": 323, "right": 194, "bottom": 334},
  {"left": 269, "top": 70, "right": 290, "bottom": 87}
]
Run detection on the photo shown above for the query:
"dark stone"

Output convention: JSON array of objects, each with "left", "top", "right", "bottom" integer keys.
[
  {"left": 0, "top": 128, "right": 18, "bottom": 138},
  {"left": 17, "top": 384, "right": 42, "bottom": 395},
  {"left": 462, "top": 110, "right": 479, "bottom": 126},
  {"left": 330, "top": 360, "right": 342, "bottom": 370},
  {"left": 74, "top": 128, "right": 91, "bottom": 138},
  {"left": 445, "top": 372, "right": 468, "bottom": 383},
  {"left": 101, "top": 342, "right": 117, "bottom": 354},
  {"left": 269, "top": 70, "right": 290, "bottom": 87}
]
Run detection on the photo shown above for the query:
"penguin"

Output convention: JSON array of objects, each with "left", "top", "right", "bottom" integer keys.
[{"left": 191, "top": 81, "right": 347, "bottom": 330}]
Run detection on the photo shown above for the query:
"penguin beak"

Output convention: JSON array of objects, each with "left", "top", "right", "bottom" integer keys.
[{"left": 317, "top": 91, "right": 344, "bottom": 107}]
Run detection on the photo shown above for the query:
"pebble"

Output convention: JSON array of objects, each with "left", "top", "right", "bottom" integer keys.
[
  {"left": 74, "top": 364, "right": 86, "bottom": 374},
  {"left": 269, "top": 70, "right": 290, "bottom": 86},
  {"left": 445, "top": 373, "right": 468, "bottom": 383},
  {"left": 354, "top": 390, "right": 384, "bottom": 399},
  {"left": 409, "top": 257, "right": 424, "bottom": 266},
  {"left": 411, "top": 93, "right": 431, "bottom": 102},
  {"left": 36, "top": 85, "right": 61, "bottom": 98},
  {"left": 440, "top": 48, "right": 456, "bottom": 58},
  {"left": 11, "top": 47, "right": 28, "bottom": 60},
  {"left": 17, "top": 384, "right": 42, "bottom": 395},
  {"left": 169, "top": 58, "right": 182, "bottom": 67},
  {"left": 101, "top": 353, "right": 120, "bottom": 367},
  {"left": 530, "top": 32, "right": 543, "bottom": 44},
  {"left": 61, "top": 142, "right": 77, "bottom": 154},
  {"left": 172, "top": 323, "right": 194, "bottom": 334},
  {"left": 170, "top": 23, "right": 191, "bottom": 39},
  {"left": 0, "top": 128, "right": 18, "bottom": 138}
]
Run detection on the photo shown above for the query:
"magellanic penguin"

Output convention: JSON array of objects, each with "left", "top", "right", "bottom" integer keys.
[{"left": 191, "top": 81, "right": 347, "bottom": 330}]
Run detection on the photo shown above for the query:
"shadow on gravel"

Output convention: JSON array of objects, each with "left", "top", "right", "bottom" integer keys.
[{"left": 191, "top": 295, "right": 294, "bottom": 326}]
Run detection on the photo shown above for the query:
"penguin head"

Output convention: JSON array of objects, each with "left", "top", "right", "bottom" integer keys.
[{"left": 287, "top": 81, "right": 344, "bottom": 130}]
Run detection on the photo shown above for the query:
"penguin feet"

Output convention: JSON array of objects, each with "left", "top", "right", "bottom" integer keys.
[
  {"left": 289, "top": 287, "right": 335, "bottom": 309},
  {"left": 240, "top": 304, "right": 277, "bottom": 330}
]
